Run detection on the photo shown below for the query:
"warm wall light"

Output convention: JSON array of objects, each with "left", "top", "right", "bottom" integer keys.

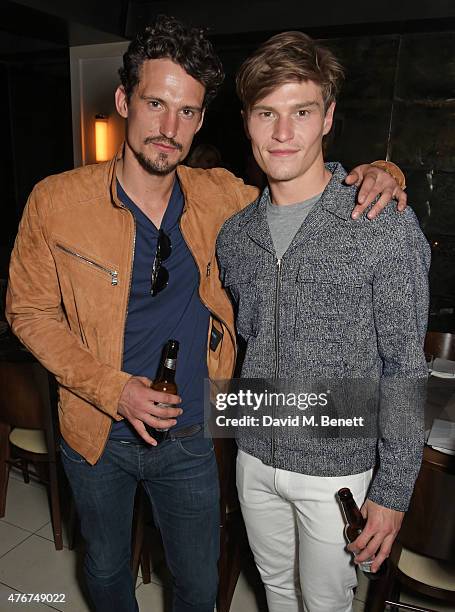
[{"left": 95, "top": 114, "right": 109, "bottom": 162}]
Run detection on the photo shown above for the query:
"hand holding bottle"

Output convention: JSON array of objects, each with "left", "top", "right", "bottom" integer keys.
[
  {"left": 347, "top": 498, "right": 403, "bottom": 575},
  {"left": 118, "top": 376, "right": 182, "bottom": 445}
]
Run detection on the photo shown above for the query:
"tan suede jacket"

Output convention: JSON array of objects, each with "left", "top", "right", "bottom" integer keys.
[{"left": 6, "top": 152, "right": 258, "bottom": 463}]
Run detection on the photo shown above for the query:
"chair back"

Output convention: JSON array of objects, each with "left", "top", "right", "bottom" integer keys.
[
  {"left": 424, "top": 332, "right": 455, "bottom": 360},
  {"left": 0, "top": 361, "right": 58, "bottom": 459},
  {"left": 399, "top": 451, "right": 455, "bottom": 563}
]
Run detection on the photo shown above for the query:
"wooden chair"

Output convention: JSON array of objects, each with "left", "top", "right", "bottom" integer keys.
[
  {"left": 367, "top": 449, "right": 455, "bottom": 611},
  {"left": 366, "top": 332, "right": 455, "bottom": 611},
  {"left": 0, "top": 360, "right": 63, "bottom": 550}
]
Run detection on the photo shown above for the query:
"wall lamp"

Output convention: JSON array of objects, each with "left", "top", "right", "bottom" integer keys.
[{"left": 95, "top": 114, "right": 109, "bottom": 162}]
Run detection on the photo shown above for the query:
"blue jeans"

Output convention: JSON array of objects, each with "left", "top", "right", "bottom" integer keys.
[{"left": 60, "top": 429, "right": 220, "bottom": 612}]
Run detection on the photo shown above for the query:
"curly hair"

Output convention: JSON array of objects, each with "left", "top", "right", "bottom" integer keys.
[
  {"left": 236, "top": 31, "right": 344, "bottom": 113},
  {"left": 119, "top": 15, "right": 224, "bottom": 107}
]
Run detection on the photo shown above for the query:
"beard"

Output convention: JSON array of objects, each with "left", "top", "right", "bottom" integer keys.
[
  {"left": 132, "top": 136, "right": 184, "bottom": 176},
  {"left": 133, "top": 149, "right": 178, "bottom": 175}
]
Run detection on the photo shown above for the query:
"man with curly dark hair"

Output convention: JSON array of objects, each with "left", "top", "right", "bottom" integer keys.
[
  {"left": 119, "top": 18, "right": 224, "bottom": 108},
  {"left": 7, "top": 15, "right": 407, "bottom": 612}
]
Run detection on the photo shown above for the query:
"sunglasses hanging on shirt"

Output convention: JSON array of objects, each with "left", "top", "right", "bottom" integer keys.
[{"left": 151, "top": 229, "right": 172, "bottom": 296}]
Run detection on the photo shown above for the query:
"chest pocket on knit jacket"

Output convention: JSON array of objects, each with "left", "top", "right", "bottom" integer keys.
[
  {"left": 294, "top": 259, "right": 364, "bottom": 342},
  {"left": 223, "top": 265, "right": 261, "bottom": 340}
]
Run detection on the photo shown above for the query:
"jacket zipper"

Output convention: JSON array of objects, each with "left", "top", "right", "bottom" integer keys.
[
  {"left": 272, "top": 258, "right": 282, "bottom": 463},
  {"left": 119, "top": 210, "right": 136, "bottom": 363},
  {"left": 179, "top": 214, "right": 207, "bottom": 305},
  {"left": 274, "top": 258, "right": 282, "bottom": 378},
  {"left": 56, "top": 244, "right": 119, "bottom": 286},
  {"left": 180, "top": 215, "right": 238, "bottom": 370},
  {"left": 102, "top": 206, "right": 136, "bottom": 460}
]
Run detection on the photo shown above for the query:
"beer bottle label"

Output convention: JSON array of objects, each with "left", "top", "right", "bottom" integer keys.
[
  {"left": 154, "top": 402, "right": 176, "bottom": 433},
  {"left": 357, "top": 557, "right": 374, "bottom": 573},
  {"left": 164, "top": 358, "right": 176, "bottom": 369},
  {"left": 344, "top": 525, "right": 375, "bottom": 574}
]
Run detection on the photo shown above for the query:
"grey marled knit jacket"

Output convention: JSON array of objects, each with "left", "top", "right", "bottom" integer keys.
[{"left": 216, "top": 163, "right": 430, "bottom": 511}]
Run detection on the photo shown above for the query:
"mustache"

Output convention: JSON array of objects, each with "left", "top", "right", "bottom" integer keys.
[{"left": 144, "top": 136, "right": 183, "bottom": 151}]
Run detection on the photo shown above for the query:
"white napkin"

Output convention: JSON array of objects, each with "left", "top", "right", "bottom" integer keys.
[
  {"left": 427, "top": 418, "right": 455, "bottom": 454},
  {"left": 430, "top": 358, "right": 455, "bottom": 378}
]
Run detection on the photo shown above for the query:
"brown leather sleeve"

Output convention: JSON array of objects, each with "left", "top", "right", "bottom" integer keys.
[
  {"left": 237, "top": 182, "right": 260, "bottom": 211},
  {"left": 6, "top": 183, "right": 131, "bottom": 418}
]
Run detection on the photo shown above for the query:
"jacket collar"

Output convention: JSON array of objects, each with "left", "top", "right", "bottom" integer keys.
[
  {"left": 244, "top": 162, "right": 356, "bottom": 220},
  {"left": 107, "top": 145, "right": 188, "bottom": 211},
  {"left": 285, "top": 163, "right": 357, "bottom": 255},
  {"left": 107, "top": 146, "right": 221, "bottom": 214},
  {"left": 240, "top": 162, "right": 357, "bottom": 257},
  {"left": 319, "top": 162, "right": 358, "bottom": 221},
  {"left": 242, "top": 190, "right": 276, "bottom": 255},
  {"left": 108, "top": 145, "right": 125, "bottom": 208},
  {"left": 176, "top": 164, "right": 224, "bottom": 214}
]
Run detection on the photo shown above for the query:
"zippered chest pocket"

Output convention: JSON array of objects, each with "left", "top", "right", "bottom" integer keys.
[{"left": 54, "top": 243, "right": 119, "bottom": 286}]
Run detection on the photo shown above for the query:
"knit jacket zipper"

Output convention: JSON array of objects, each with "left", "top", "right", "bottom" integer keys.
[{"left": 272, "top": 257, "right": 282, "bottom": 462}]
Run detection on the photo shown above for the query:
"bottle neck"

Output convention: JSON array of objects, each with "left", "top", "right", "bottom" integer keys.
[
  {"left": 340, "top": 499, "right": 364, "bottom": 527},
  {"left": 156, "top": 363, "right": 176, "bottom": 383},
  {"left": 155, "top": 340, "right": 179, "bottom": 383}
]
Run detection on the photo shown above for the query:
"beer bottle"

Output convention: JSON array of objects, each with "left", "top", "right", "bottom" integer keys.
[
  {"left": 146, "top": 339, "right": 179, "bottom": 436},
  {"left": 337, "top": 487, "right": 386, "bottom": 580}
]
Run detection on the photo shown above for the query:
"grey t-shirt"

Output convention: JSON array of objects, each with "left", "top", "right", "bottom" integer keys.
[{"left": 267, "top": 193, "right": 322, "bottom": 259}]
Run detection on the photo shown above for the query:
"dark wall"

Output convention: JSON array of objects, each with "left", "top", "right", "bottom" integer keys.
[
  {"left": 0, "top": 50, "right": 73, "bottom": 277},
  {"left": 391, "top": 32, "right": 455, "bottom": 324},
  {"left": 1, "top": 26, "right": 454, "bottom": 328},
  {"left": 126, "top": 0, "right": 455, "bottom": 37},
  {"left": 0, "top": 63, "right": 16, "bottom": 278}
]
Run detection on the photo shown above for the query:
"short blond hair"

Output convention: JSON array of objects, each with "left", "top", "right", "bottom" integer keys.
[{"left": 236, "top": 31, "right": 344, "bottom": 113}]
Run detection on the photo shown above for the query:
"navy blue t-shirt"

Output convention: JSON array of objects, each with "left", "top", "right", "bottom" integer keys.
[{"left": 110, "top": 179, "right": 210, "bottom": 440}]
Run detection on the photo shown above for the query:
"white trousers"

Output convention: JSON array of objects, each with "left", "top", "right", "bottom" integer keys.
[{"left": 236, "top": 450, "right": 373, "bottom": 612}]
